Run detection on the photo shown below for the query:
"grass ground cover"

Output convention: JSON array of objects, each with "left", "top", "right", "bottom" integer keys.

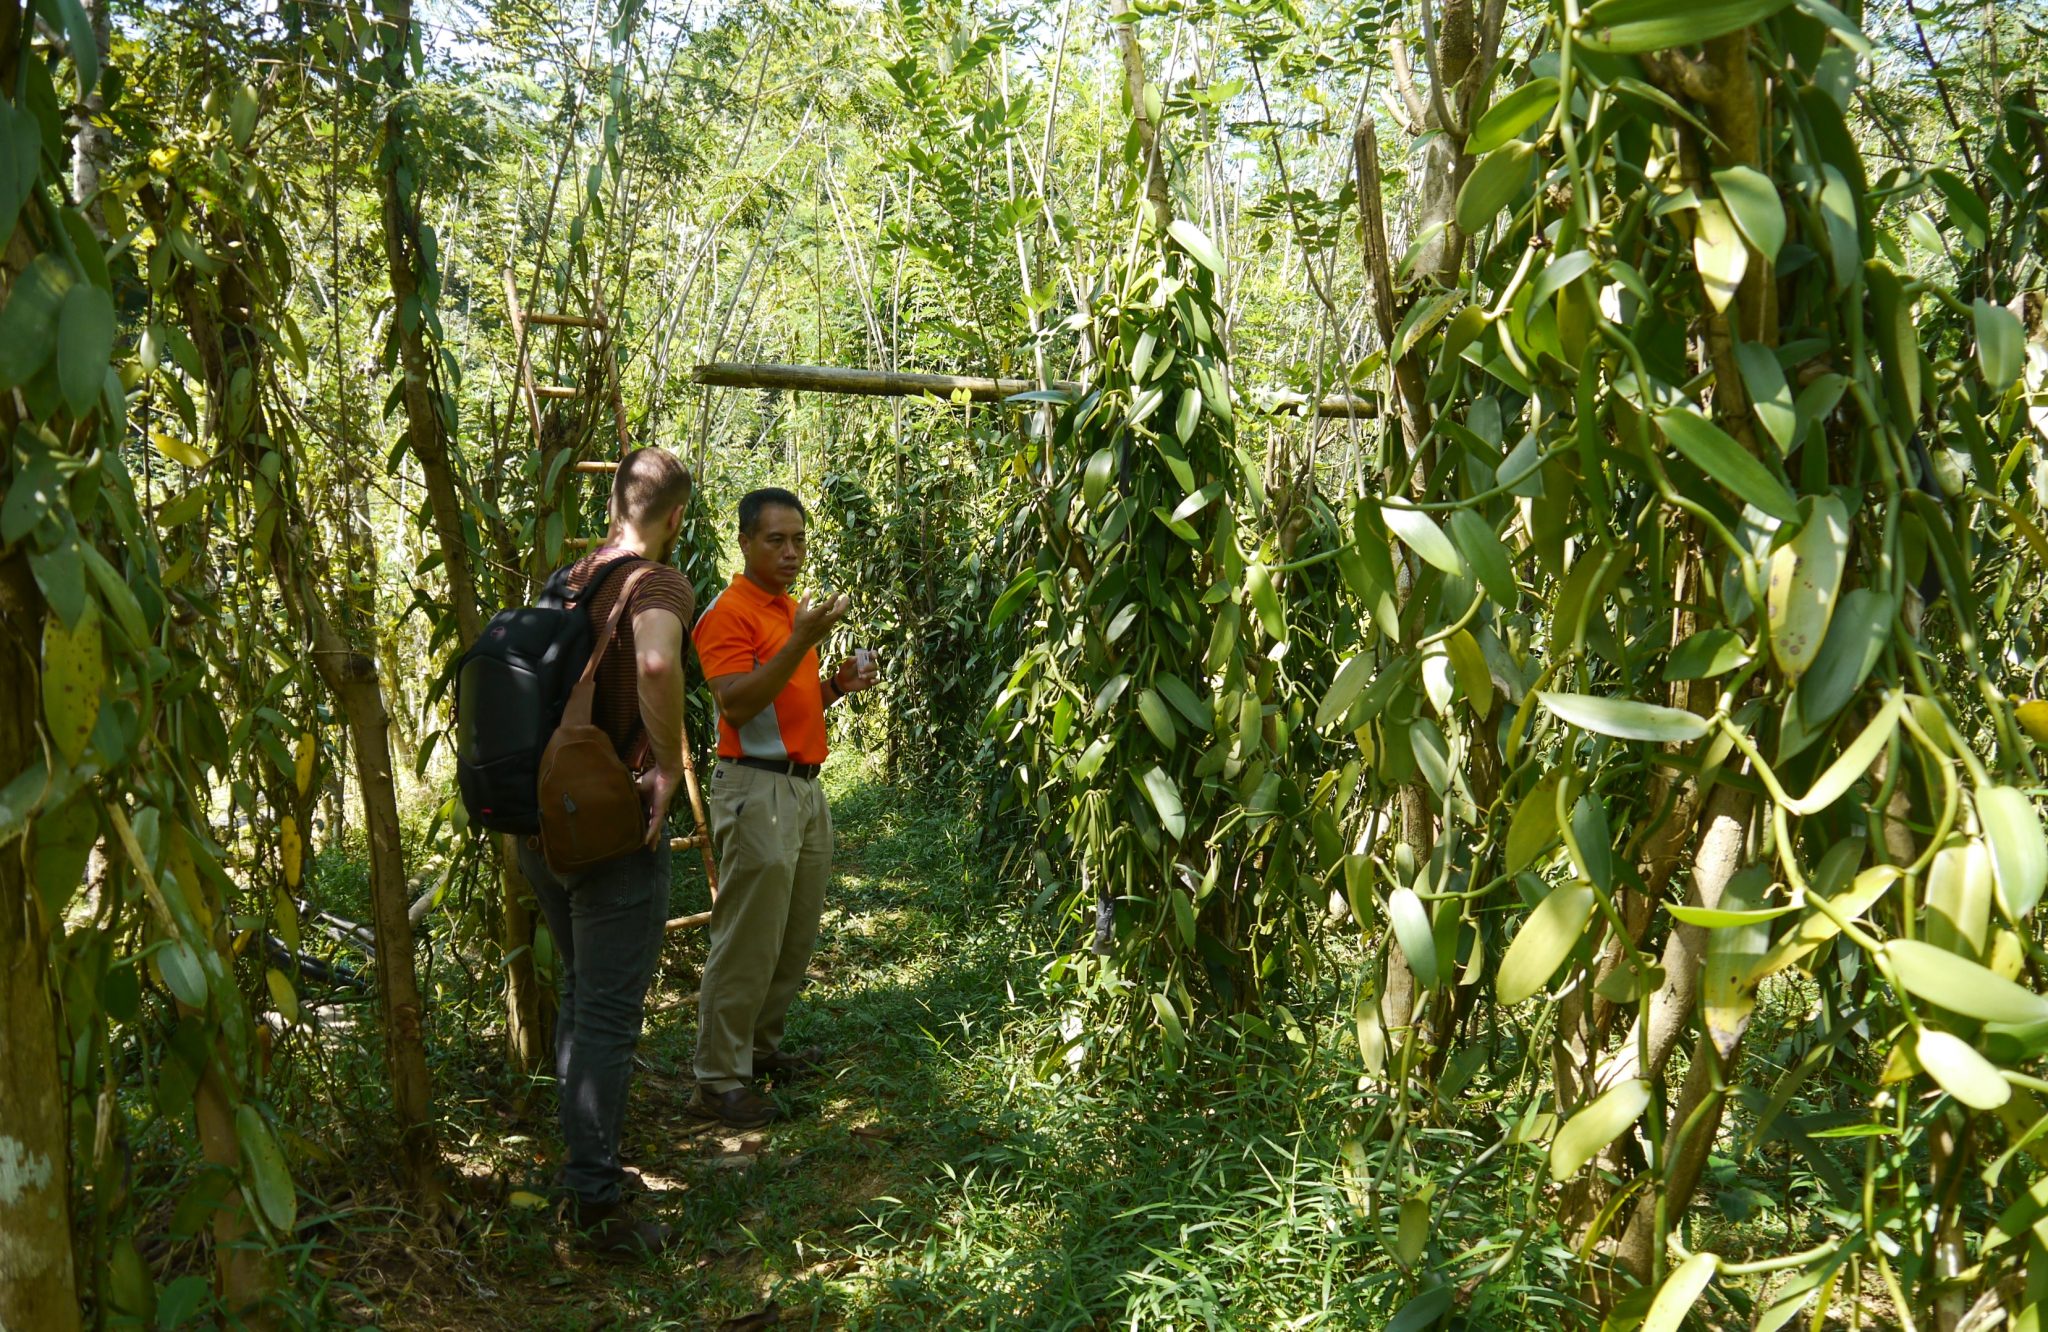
[
  {"left": 194, "top": 763, "right": 1531, "bottom": 1329},
  {"left": 107, "top": 759, "right": 1876, "bottom": 1329}
]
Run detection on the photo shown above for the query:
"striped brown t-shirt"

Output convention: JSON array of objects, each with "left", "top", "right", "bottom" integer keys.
[{"left": 565, "top": 549, "right": 696, "bottom": 766}]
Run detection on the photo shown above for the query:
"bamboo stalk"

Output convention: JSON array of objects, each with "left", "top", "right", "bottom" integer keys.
[
  {"left": 690, "top": 362, "right": 1377, "bottom": 418},
  {"left": 525, "top": 311, "right": 605, "bottom": 328}
]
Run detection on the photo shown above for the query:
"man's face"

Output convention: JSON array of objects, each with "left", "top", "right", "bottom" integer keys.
[{"left": 739, "top": 503, "right": 806, "bottom": 592}]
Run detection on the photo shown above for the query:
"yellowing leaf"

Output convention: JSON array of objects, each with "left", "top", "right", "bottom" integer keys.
[
  {"left": 42, "top": 600, "right": 105, "bottom": 764},
  {"left": 281, "top": 815, "right": 303, "bottom": 889},
  {"left": 2016, "top": 702, "right": 2048, "bottom": 746},
  {"left": 266, "top": 967, "right": 299, "bottom": 1025},
  {"left": 1786, "top": 691, "right": 1904, "bottom": 815},
  {"left": 1766, "top": 497, "right": 1848, "bottom": 683},
  {"left": 273, "top": 887, "right": 300, "bottom": 953},
  {"left": 164, "top": 826, "right": 213, "bottom": 934},
  {"left": 151, "top": 430, "right": 211, "bottom": 469},
  {"left": 294, "top": 731, "right": 317, "bottom": 797},
  {"left": 508, "top": 1190, "right": 549, "bottom": 1210},
  {"left": 1747, "top": 866, "right": 1897, "bottom": 984}
]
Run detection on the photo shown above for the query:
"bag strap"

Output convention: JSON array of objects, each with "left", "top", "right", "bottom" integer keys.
[
  {"left": 559, "top": 563, "right": 655, "bottom": 730},
  {"left": 581, "top": 563, "right": 655, "bottom": 684}
]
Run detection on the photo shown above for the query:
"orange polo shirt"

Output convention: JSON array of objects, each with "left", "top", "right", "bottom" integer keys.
[{"left": 693, "top": 574, "right": 830, "bottom": 766}]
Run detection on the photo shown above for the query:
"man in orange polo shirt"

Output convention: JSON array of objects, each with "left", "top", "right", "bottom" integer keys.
[{"left": 687, "top": 487, "right": 877, "bottom": 1127}]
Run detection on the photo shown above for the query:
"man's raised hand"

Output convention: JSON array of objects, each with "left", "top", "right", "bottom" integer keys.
[{"left": 793, "top": 591, "right": 850, "bottom": 644}]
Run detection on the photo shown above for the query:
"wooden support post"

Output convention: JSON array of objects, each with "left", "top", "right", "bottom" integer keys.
[{"left": 503, "top": 267, "right": 545, "bottom": 452}]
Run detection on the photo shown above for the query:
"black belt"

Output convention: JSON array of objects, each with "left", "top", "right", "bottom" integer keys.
[{"left": 729, "top": 756, "right": 822, "bottom": 780}]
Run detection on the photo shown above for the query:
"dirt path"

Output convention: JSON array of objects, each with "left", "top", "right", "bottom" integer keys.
[{"left": 357, "top": 776, "right": 1020, "bottom": 1330}]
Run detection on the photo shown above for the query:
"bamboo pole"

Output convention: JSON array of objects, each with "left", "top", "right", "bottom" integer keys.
[{"left": 690, "top": 362, "right": 1376, "bottom": 418}]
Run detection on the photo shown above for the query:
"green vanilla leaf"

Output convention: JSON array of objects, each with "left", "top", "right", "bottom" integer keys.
[
  {"left": 1657, "top": 406, "right": 1799, "bottom": 522},
  {"left": 1915, "top": 1027, "right": 2010, "bottom": 1110},
  {"left": 1713, "top": 165, "right": 1785, "bottom": 262},
  {"left": 1506, "top": 771, "right": 1565, "bottom": 873},
  {"left": 1975, "top": 299, "right": 2023, "bottom": 392},
  {"left": 1979, "top": 785, "right": 2048, "bottom": 921},
  {"left": 1734, "top": 341, "right": 1796, "bottom": 454},
  {"left": 235, "top": 1104, "right": 298, "bottom": 1234},
  {"left": 1139, "top": 765, "right": 1186, "bottom": 840},
  {"left": 1390, "top": 887, "right": 1440, "bottom": 990},
  {"left": 1455, "top": 142, "right": 1538, "bottom": 236},
  {"left": 1467, "top": 78, "right": 1560, "bottom": 155},
  {"left": 1168, "top": 219, "right": 1225, "bottom": 274},
  {"left": 1497, "top": 881, "right": 1595, "bottom": 1005},
  {"left": 1551, "top": 1078, "right": 1651, "bottom": 1181},
  {"left": 1884, "top": 939, "right": 2048, "bottom": 1025},
  {"left": 1316, "top": 654, "right": 1375, "bottom": 730},
  {"left": 1382, "top": 503, "right": 1466, "bottom": 576},
  {"left": 1666, "top": 629, "right": 1749, "bottom": 681},
  {"left": 1580, "top": 0, "right": 1795, "bottom": 52},
  {"left": 1644, "top": 1252, "right": 1720, "bottom": 1332},
  {"left": 1538, "top": 692, "right": 1710, "bottom": 743},
  {"left": 56, "top": 282, "right": 115, "bottom": 419}
]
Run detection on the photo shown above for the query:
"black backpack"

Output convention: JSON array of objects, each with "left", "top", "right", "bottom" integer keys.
[{"left": 454, "top": 555, "right": 642, "bottom": 835}]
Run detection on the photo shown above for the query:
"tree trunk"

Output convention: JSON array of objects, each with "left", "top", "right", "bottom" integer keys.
[
  {"left": 374, "top": 84, "right": 547, "bottom": 1074},
  {"left": 299, "top": 607, "right": 444, "bottom": 1205},
  {"left": 68, "top": 0, "right": 110, "bottom": 236},
  {"left": 0, "top": 555, "right": 81, "bottom": 1332}
]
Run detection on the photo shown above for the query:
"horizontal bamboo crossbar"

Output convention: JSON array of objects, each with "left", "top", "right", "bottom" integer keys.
[
  {"left": 525, "top": 311, "right": 605, "bottom": 329},
  {"left": 535, "top": 385, "right": 581, "bottom": 399},
  {"left": 665, "top": 909, "right": 712, "bottom": 932},
  {"left": 573, "top": 460, "right": 619, "bottom": 473},
  {"left": 691, "top": 361, "right": 1377, "bottom": 419},
  {"left": 670, "top": 833, "right": 708, "bottom": 851}
]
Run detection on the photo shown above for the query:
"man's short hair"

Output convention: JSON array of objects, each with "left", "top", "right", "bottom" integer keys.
[
  {"left": 610, "top": 448, "right": 693, "bottom": 526},
  {"left": 738, "top": 487, "right": 808, "bottom": 536}
]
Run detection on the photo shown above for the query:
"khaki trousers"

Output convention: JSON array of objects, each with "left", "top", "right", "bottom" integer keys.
[{"left": 693, "top": 760, "right": 833, "bottom": 1092}]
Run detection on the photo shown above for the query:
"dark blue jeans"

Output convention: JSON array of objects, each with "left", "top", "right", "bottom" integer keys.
[{"left": 517, "top": 842, "right": 669, "bottom": 1206}]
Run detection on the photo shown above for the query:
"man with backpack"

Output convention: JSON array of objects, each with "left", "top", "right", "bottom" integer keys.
[
  {"left": 505, "top": 447, "right": 696, "bottom": 1257},
  {"left": 685, "top": 487, "right": 877, "bottom": 1129}
]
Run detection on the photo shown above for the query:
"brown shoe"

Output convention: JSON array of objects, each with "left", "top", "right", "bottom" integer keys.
[
  {"left": 571, "top": 1197, "right": 677, "bottom": 1260},
  {"left": 686, "top": 1084, "right": 778, "bottom": 1129},
  {"left": 753, "top": 1045, "right": 825, "bottom": 1080},
  {"left": 552, "top": 1166, "right": 669, "bottom": 1203}
]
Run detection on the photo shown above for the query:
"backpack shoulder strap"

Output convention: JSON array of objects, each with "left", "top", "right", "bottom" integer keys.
[{"left": 566, "top": 551, "right": 636, "bottom": 606}]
